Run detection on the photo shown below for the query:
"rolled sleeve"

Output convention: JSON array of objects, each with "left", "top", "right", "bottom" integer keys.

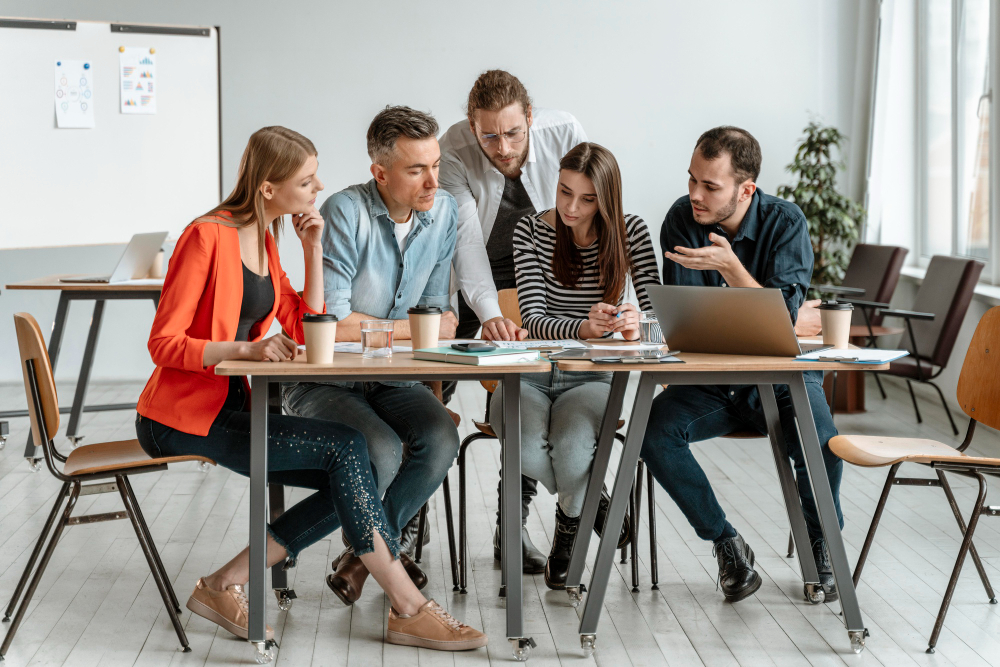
[{"left": 319, "top": 193, "right": 360, "bottom": 322}]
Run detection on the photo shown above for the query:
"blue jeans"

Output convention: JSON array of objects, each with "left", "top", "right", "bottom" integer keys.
[
  {"left": 640, "top": 373, "right": 842, "bottom": 542},
  {"left": 282, "top": 381, "right": 460, "bottom": 541},
  {"left": 134, "top": 377, "right": 397, "bottom": 561},
  {"left": 489, "top": 368, "right": 612, "bottom": 517}
]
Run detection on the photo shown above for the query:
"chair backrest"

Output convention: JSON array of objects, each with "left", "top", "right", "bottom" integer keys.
[
  {"left": 956, "top": 306, "right": 1000, "bottom": 430},
  {"left": 498, "top": 289, "right": 522, "bottom": 326},
  {"left": 908, "top": 256, "right": 984, "bottom": 366},
  {"left": 841, "top": 244, "right": 908, "bottom": 326},
  {"left": 13, "top": 313, "right": 60, "bottom": 447}
]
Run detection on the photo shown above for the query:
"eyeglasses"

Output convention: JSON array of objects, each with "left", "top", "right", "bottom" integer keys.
[{"left": 479, "top": 124, "right": 527, "bottom": 149}]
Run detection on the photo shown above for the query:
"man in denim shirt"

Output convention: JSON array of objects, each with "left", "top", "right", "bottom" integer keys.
[
  {"left": 283, "top": 106, "right": 459, "bottom": 602},
  {"left": 641, "top": 127, "right": 842, "bottom": 605}
]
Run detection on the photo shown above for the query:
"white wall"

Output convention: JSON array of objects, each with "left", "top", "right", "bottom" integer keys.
[{"left": 0, "top": 0, "right": 877, "bottom": 383}]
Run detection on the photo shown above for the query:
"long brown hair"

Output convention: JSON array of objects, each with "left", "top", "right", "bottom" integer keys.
[
  {"left": 552, "top": 142, "right": 631, "bottom": 303},
  {"left": 202, "top": 126, "right": 317, "bottom": 266}
]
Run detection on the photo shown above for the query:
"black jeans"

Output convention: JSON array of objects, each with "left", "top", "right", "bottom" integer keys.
[
  {"left": 444, "top": 287, "right": 538, "bottom": 514},
  {"left": 135, "top": 377, "right": 399, "bottom": 560}
]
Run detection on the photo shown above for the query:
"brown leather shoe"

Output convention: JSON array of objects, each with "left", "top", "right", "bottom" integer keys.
[
  {"left": 186, "top": 578, "right": 274, "bottom": 640},
  {"left": 399, "top": 552, "right": 428, "bottom": 590},
  {"left": 327, "top": 547, "right": 369, "bottom": 606},
  {"left": 386, "top": 599, "right": 487, "bottom": 651}
]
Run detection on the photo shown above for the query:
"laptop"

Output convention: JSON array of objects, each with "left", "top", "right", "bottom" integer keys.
[
  {"left": 646, "top": 284, "right": 829, "bottom": 357},
  {"left": 60, "top": 231, "right": 168, "bottom": 284}
]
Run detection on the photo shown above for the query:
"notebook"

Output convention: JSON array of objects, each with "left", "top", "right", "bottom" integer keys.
[{"left": 413, "top": 347, "right": 541, "bottom": 366}]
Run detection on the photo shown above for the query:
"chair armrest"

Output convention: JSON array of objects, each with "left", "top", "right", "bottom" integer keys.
[
  {"left": 879, "top": 308, "right": 935, "bottom": 321},
  {"left": 842, "top": 298, "right": 891, "bottom": 310},
  {"left": 810, "top": 284, "right": 866, "bottom": 297}
]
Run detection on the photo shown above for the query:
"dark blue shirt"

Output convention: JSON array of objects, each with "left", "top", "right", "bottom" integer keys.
[{"left": 660, "top": 189, "right": 813, "bottom": 324}]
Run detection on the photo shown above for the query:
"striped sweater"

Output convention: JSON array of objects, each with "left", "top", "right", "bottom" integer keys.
[{"left": 512, "top": 210, "right": 661, "bottom": 339}]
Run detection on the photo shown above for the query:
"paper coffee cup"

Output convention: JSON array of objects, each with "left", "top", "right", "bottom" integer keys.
[
  {"left": 818, "top": 301, "right": 854, "bottom": 349},
  {"left": 302, "top": 313, "right": 338, "bottom": 364},
  {"left": 408, "top": 306, "right": 442, "bottom": 351}
]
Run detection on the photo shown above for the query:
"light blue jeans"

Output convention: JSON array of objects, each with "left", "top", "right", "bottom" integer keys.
[{"left": 490, "top": 368, "right": 612, "bottom": 517}]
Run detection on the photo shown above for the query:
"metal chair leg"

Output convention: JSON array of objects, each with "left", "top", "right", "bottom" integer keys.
[
  {"left": 906, "top": 380, "right": 923, "bottom": 424},
  {"left": 3, "top": 482, "right": 70, "bottom": 622},
  {"left": 629, "top": 463, "right": 643, "bottom": 591},
  {"left": 414, "top": 503, "right": 428, "bottom": 564},
  {"left": 787, "top": 531, "right": 795, "bottom": 559},
  {"left": 118, "top": 476, "right": 189, "bottom": 651},
  {"left": 458, "top": 435, "right": 471, "bottom": 594},
  {"left": 873, "top": 372, "right": 887, "bottom": 399},
  {"left": 441, "top": 474, "right": 460, "bottom": 591},
  {"left": 937, "top": 470, "right": 996, "bottom": 602},
  {"left": 853, "top": 462, "right": 901, "bottom": 587},
  {"left": 1, "top": 483, "right": 79, "bottom": 659},
  {"left": 621, "top": 482, "right": 632, "bottom": 566},
  {"left": 645, "top": 464, "right": 658, "bottom": 589},
  {"left": 927, "top": 381, "right": 959, "bottom": 436},
  {"left": 927, "top": 472, "right": 989, "bottom": 653},
  {"left": 121, "top": 476, "right": 181, "bottom": 613},
  {"left": 830, "top": 370, "right": 838, "bottom": 416}
]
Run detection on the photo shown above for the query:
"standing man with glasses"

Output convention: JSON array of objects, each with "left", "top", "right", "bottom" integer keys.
[{"left": 438, "top": 70, "right": 587, "bottom": 572}]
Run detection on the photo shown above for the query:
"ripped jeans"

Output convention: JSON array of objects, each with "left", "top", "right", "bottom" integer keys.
[{"left": 134, "top": 377, "right": 398, "bottom": 561}]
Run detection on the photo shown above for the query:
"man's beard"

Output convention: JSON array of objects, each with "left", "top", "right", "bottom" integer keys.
[
  {"left": 480, "top": 134, "right": 529, "bottom": 178},
  {"left": 697, "top": 186, "right": 739, "bottom": 226}
]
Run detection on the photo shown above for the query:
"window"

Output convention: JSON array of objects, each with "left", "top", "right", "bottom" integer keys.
[{"left": 918, "top": 0, "right": 998, "bottom": 282}]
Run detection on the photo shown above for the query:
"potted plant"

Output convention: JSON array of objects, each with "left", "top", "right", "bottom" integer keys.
[{"left": 776, "top": 121, "right": 865, "bottom": 295}]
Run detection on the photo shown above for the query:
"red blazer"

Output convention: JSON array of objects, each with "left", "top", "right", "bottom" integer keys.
[{"left": 137, "top": 218, "right": 323, "bottom": 435}]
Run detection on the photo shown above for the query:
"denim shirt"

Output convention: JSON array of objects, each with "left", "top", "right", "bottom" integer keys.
[
  {"left": 320, "top": 179, "right": 457, "bottom": 321},
  {"left": 316, "top": 179, "right": 457, "bottom": 389}
]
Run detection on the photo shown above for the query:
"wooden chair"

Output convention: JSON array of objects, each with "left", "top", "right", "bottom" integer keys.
[
  {"left": 448, "top": 289, "right": 654, "bottom": 593},
  {"left": 1, "top": 313, "right": 215, "bottom": 659},
  {"left": 829, "top": 305, "right": 1000, "bottom": 654}
]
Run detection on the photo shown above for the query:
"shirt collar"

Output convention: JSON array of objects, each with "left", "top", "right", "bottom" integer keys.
[
  {"left": 731, "top": 190, "right": 762, "bottom": 243},
  {"left": 364, "top": 178, "right": 433, "bottom": 226}
]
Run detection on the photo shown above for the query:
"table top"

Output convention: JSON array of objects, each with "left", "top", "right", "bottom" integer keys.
[
  {"left": 5, "top": 275, "right": 164, "bottom": 292},
  {"left": 555, "top": 352, "right": 888, "bottom": 372},
  {"left": 216, "top": 351, "right": 552, "bottom": 377}
]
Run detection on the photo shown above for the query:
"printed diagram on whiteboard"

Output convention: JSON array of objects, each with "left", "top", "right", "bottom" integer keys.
[
  {"left": 54, "top": 60, "right": 95, "bottom": 128},
  {"left": 119, "top": 47, "right": 157, "bottom": 114}
]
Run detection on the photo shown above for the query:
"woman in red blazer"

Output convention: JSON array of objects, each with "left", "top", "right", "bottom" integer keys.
[{"left": 135, "top": 127, "right": 485, "bottom": 651}]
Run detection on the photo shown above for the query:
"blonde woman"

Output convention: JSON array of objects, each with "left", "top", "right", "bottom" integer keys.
[
  {"left": 490, "top": 142, "right": 660, "bottom": 589},
  {"left": 135, "top": 126, "right": 485, "bottom": 651}
]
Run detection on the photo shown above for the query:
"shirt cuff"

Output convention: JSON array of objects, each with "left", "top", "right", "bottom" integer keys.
[{"left": 472, "top": 298, "right": 503, "bottom": 323}]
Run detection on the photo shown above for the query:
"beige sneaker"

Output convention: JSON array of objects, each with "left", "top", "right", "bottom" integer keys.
[
  {"left": 386, "top": 599, "right": 487, "bottom": 651},
  {"left": 186, "top": 578, "right": 274, "bottom": 640}
]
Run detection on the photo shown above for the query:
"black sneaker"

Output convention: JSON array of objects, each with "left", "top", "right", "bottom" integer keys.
[
  {"left": 712, "top": 533, "right": 762, "bottom": 602},
  {"left": 811, "top": 538, "right": 838, "bottom": 602}
]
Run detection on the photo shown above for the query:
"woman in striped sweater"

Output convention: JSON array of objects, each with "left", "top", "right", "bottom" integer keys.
[{"left": 489, "top": 142, "right": 660, "bottom": 589}]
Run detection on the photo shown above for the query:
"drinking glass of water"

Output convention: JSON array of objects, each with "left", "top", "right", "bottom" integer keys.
[
  {"left": 360, "top": 319, "right": 394, "bottom": 358},
  {"left": 639, "top": 311, "right": 663, "bottom": 345}
]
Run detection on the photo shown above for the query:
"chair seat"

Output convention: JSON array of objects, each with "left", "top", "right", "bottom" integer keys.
[
  {"left": 445, "top": 407, "right": 461, "bottom": 428},
  {"left": 63, "top": 438, "right": 215, "bottom": 477},
  {"left": 471, "top": 418, "right": 625, "bottom": 439},
  {"left": 885, "top": 356, "right": 938, "bottom": 379},
  {"left": 829, "top": 434, "right": 1000, "bottom": 468}
]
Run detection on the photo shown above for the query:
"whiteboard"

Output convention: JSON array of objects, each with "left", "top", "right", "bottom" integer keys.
[{"left": 0, "top": 19, "right": 220, "bottom": 249}]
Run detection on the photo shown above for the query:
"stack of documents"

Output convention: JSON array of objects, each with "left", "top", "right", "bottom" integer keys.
[
  {"left": 796, "top": 349, "right": 909, "bottom": 364},
  {"left": 413, "top": 347, "right": 541, "bottom": 366}
]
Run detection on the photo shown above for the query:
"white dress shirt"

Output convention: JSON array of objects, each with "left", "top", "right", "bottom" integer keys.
[{"left": 438, "top": 107, "right": 587, "bottom": 322}]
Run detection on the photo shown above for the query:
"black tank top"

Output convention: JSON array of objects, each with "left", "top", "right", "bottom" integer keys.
[{"left": 235, "top": 263, "right": 275, "bottom": 342}]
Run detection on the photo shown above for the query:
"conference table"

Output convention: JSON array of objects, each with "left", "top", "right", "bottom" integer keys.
[
  {"left": 215, "top": 351, "right": 551, "bottom": 663},
  {"left": 3, "top": 276, "right": 162, "bottom": 464},
  {"left": 556, "top": 349, "right": 888, "bottom": 656}
]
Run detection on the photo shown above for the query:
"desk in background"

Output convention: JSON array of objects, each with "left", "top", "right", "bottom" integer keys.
[{"left": 3, "top": 276, "right": 162, "bottom": 464}]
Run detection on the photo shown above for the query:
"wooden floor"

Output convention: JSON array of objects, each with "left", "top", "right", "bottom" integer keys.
[{"left": 1, "top": 375, "right": 1000, "bottom": 666}]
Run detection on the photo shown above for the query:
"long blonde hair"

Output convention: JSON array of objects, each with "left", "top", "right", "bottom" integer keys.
[{"left": 203, "top": 126, "right": 317, "bottom": 265}]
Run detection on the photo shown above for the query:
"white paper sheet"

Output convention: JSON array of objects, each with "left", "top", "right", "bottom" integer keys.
[
  {"left": 120, "top": 47, "right": 156, "bottom": 114},
  {"left": 493, "top": 340, "right": 586, "bottom": 349},
  {"left": 795, "top": 348, "right": 909, "bottom": 364},
  {"left": 588, "top": 344, "right": 667, "bottom": 350},
  {"left": 54, "top": 60, "right": 95, "bottom": 128}
]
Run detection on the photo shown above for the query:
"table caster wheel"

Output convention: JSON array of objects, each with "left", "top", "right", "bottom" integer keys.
[
  {"left": 252, "top": 641, "right": 276, "bottom": 664},
  {"left": 274, "top": 588, "right": 296, "bottom": 611},
  {"left": 804, "top": 583, "right": 825, "bottom": 604},
  {"left": 0, "top": 436, "right": 6, "bottom": 451},
  {"left": 510, "top": 637, "right": 535, "bottom": 662},
  {"left": 581, "top": 634, "right": 597, "bottom": 657},
  {"left": 198, "top": 461, "right": 211, "bottom": 473},
  {"left": 849, "top": 629, "right": 868, "bottom": 654},
  {"left": 566, "top": 586, "right": 583, "bottom": 608},
  {"left": 27, "top": 459, "right": 41, "bottom": 473}
]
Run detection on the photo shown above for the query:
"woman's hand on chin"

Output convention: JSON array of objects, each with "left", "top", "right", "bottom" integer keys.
[{"left": 291, "top": 207, "right": 324, "bottom": 251}]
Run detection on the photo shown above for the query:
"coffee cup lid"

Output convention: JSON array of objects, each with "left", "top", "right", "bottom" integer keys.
[
  {"left": 407, "top": 306, "right": 443, "bottom": 315},
  {"left": 303, "top": 313, "right": 339, "bottom": 323},
  {"left": 818, "top": 300, "right": 853, "bottom": 311}
]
